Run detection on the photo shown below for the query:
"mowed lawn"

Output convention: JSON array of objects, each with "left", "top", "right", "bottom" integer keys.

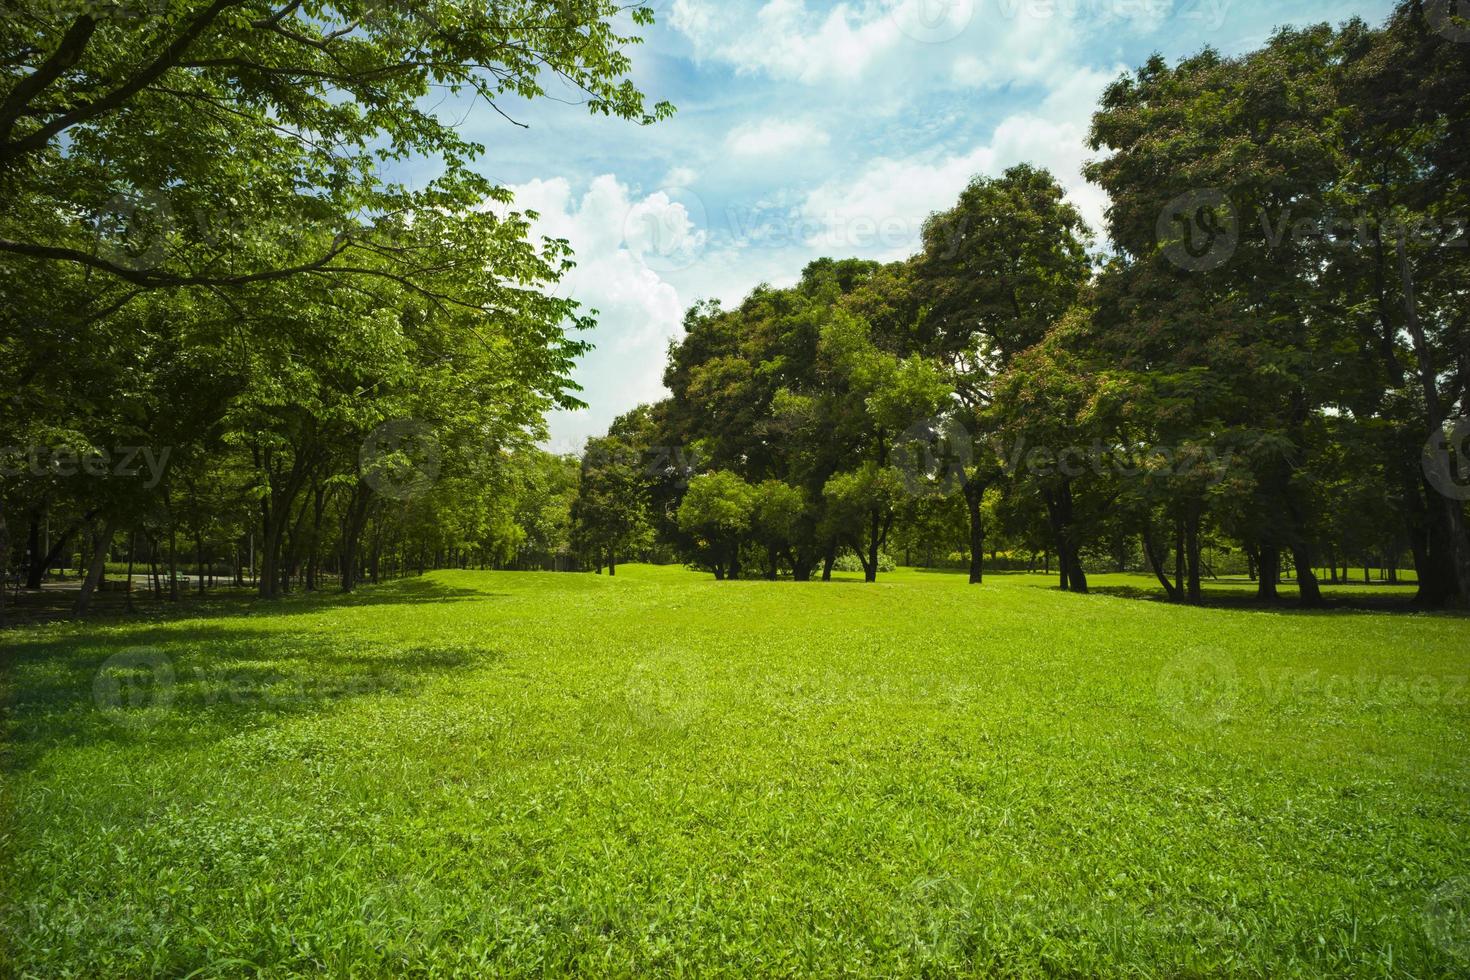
[{"left": 2, "top": 567, "right": 1468, "bottom": 976}]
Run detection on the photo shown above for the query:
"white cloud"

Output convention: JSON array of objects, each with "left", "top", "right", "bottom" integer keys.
[
  {"left": 671, "top": 0, "right": 908, "bottom": 84},
  {"left": 671, "top": 0, "right": 1084, "bottom": 91},
  {"left": 798, "top": 65, "right": 1118, "bottom": 256},
  {"left": 725, "top": 119, "right": 830, "bottom": 156},
  {"left": 504, "top": 176, "right": 690, "bottom": 451}
]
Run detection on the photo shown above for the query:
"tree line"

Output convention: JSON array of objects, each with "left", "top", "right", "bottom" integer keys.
[
  {"left": 570, "top": 1, "right": 1470, "bottom": 608},
  {"left": 0, "top": 0, "right": 667, "bottom": 617}
]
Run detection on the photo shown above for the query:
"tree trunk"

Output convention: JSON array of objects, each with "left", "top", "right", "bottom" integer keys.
[
  {"left": 1173, "top": 517, "right": 1185, "bottom": 599},
  {"left": 1291, "top": 544, "right": 1324, "bottom": 608},
  {"left": 126, "top": 530, "right": 137, "bottom": 611},
  {"left": 167, "top": 520, "right": 178, "bottom": 602},
  {"left": 148, "top": 534, "right": 162, "bottom": 598},
  {"left": 1185, "top": 507, "right": 1202, "bottom": 603},
  {"left": 24, "top": 505, "right": 39, "bottom": 589},
  {"left": 791, "top": 547, "right": 814, "bottom": 582},
  {"left": 864, "top": 509, "right": 881, "bottom": 583},
  {"left": 1043, "top": 483, "right": 1087, "bottom": 593},
  {"left": 26, "top": 513, "right": 94, "bottom": 589},
  {"left": 256, "top": 445, "right": 313, "bottom": 599},
  {"left": 195, "top": 528, "right": 205, "bottom": 595},
  {"left": 305, "top": 482, "right": 326, "bottom": 591},
  {"left": 340, "top": 481, "right": 372, "bottom": 593},
  {"left": 1142, "top": 527, "right": 1180, "bottom": 601},
  {"left": 821, "top": 544, "right": 836, "bottom": 582},
  {"left": 0, "top": 500, "right": 9, "bottom": 626},
  {"left": 963, "top": 477, "right": 984, "bottom": 585},
  {"left": 74, "top": 516, "right": 119, "bottom": 615},
  {"left": 1256, "top": 543, "right": 1280, "bottom": 600},
  {"left": 607, "top": 550, "right": 617, "bottom": 576},
  {"left": 1400, "top": 238, "right": 1470, "bottom": 607}
]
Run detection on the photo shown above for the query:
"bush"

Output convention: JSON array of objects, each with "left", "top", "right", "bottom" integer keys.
[{"left": 832, "top": 549, "right": 896, "bottom": 573}]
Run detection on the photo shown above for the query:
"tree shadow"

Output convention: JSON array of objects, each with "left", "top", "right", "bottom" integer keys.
[
  {"left": 251, "top": 576, "right": 501, "bottom": 618},
  {"left": 1, "top": 574, "right": 499, "bottom": 628},
  {"left": 0, "top": 579, "right": 504, "bottom": 774},
  {"left": 1084, "top": 583, "right": 1455, "bottom": 617}
]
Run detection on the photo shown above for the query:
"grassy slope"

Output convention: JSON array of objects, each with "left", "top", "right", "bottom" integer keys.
[{"left": 2, "top": 566, "right": 1467, "bottom": 977}]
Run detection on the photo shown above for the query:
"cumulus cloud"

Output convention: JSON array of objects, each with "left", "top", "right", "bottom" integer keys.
[
  {"left": 672, "top": 0, "right": 907, "bottom": 84},
  {"left": 725, "top": 119, "right": 830, "bottom": 156},
  {"left": 798, "top": 65, "right": 1118, "bottom": 257},
  {"left": 670, "top": 0, "right": 1088, "bottom": 91},
  {"left": 504, "top": 176, "right": 691, "bottom": 452}
]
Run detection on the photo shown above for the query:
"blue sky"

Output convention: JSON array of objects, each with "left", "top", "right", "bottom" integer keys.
[{"left": 426, "top": 0, "right": 1395, "bottom": 453}]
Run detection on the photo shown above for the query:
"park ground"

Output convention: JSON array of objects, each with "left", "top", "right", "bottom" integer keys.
[{"left": 2, "top": 566, "right": 1468, "bottom": 976}]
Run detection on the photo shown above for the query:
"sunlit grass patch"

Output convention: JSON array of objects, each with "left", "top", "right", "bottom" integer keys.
[{"left": 2, "top": 566, "right": 1467, "bottom": 975}]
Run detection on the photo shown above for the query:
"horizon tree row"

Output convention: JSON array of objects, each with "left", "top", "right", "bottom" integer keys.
[{"left": 572, "top": 1, "right": 1469, "bottom": 608}]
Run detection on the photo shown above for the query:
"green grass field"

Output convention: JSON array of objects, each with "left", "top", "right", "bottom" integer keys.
[{"left": 3, "top": 566, "right": 1468, "bottom": 976}]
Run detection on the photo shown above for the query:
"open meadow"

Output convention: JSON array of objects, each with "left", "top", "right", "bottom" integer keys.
[{"left": 3, "top": 566, "right": 1468, "bottom": 976}]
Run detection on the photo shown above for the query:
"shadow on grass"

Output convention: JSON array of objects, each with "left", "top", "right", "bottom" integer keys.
[
  {"left": 1, "top": 574, "right": 498, "bottom": 628},
  {"left": 1084, "top": 582, "right": 1447, "bottom": 616},
  {"left": 902, "top": 565, "right": 1451, "bottom": 616},
  {"left": 0, "top": 577, "right": 504, "bottom": 774}
]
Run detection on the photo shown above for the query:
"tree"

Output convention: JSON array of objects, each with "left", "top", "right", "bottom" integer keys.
[
  {"left": 821, "top": 464, "right": 905, "bottom": 583},
  {"left": 572, "top": 435, "right": 651, "bottom": 575},
  {"left": 1, "top": 0, "right": 670, "bottom": 299},
  {"left": 676, "top": 471, "right": 754, "bottom": 580},
  {"left": 990, "top": 310, "right": 1105, "bottom": 594},
  {"left": 750, "top": 479, "right": 805, "bottom": 579},
  {"left": 914, "top": 164, "right": 1093, "bottom": 584}
]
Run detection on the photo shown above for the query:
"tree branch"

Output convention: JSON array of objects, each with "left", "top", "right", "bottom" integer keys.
[
  {"left": 0, "top": 14, "right": 97, "bottom": 143},
  {"left": 0, "top": 0, "right": 246, "bottom": 165}
]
